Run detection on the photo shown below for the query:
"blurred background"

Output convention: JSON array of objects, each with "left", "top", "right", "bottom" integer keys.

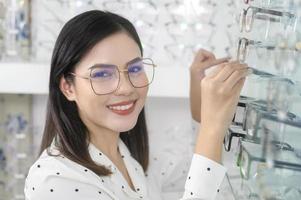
[{"left": 0, "top": 0, "right": 301, "bottom": 199}]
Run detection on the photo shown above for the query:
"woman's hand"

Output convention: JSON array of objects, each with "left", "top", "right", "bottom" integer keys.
[
  {"left": 190, "top": 49, "right": 230, "bottom": 122},
  {"left": 194, "top": 61, "right": 250, "bottom": 163}
]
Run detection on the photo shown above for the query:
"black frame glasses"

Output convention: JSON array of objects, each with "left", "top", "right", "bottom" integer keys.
[
  {"left": 224, "top": 125, "right": 247, "bottom": 152},
  {"left": 69, "top": 57, "right": 157, "bottom": 95},
  {"left": 224, "top": 124, "right": 261, "bottom": 152}
]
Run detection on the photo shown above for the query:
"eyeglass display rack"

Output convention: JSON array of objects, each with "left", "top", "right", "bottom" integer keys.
[
  {"left": 224, "top": 0, "right": 301, "bottom": 199},
  {"left": 0, "top": 94, "right": 33, "bottom": 200}
]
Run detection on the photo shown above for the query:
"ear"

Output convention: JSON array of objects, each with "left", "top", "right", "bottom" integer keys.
[{"left": 59, "top": 76, "right": 76, "bottom": 101}]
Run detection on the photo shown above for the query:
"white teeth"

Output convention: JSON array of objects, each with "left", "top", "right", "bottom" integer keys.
[{"left": 108, "top": 103, "right": 134, "bottom": 111}]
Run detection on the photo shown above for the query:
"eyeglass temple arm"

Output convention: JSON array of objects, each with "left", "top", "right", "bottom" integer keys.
[{"left": 69, "top": 72, "right": 90, "bottom": 80}]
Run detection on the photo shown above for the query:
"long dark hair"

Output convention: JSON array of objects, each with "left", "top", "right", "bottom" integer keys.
[{"left": 40, "top": 10, "right": 149, "bottom": 176}]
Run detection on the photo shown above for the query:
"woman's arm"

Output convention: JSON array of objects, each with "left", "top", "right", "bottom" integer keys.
[
  {"left": 190, "top": 49, "right": 230, "bottom": 123},
  {"left": 195, "top": 61, "right": 249, "bottom": 162},
  {"left": 181, "top": 60, "right": 250, "bottom": 200}
]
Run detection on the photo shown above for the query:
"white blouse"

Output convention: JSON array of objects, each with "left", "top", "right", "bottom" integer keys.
[{"left": 24, "top": 139, "right": 226, "bottom": 200}]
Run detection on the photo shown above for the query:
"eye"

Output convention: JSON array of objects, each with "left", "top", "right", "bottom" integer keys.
[
  {"left": 128, "top": 65, "right": 143, "bottom": 73},
  {"left": 91, "top": 70, "right": 113, "bottom": 78}
]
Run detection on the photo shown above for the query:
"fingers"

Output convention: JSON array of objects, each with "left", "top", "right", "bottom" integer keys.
[
  {"left": 202, "top": 57, "right": 230, "bottom": 69},
  {"left": 199, "top": 57, "right": 230, "bottom": 79},
  {"left": 213, "top": 61, "right": 248, "bottom": 82},
  {"left": 206, "top": 63, "right": 226, "bottom": 78},
  {"left": 224, "top": 67, "right": 250, "bottom": 91},
  {"left": 195, "top": 49, "right": 216, "bottom": 62},
  {"left": 192, "top": 48, "right": 230, "bottom": 70},
  {"left": 232, "top": 77, "right": 246, "bottom": 97},
  {"left": 207, "top": 60, "right": 240, "bottom": 78}
]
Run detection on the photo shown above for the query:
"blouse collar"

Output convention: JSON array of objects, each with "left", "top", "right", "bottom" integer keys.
[{"left": 88, "top": 138, "right": 148, "bottom": 199}]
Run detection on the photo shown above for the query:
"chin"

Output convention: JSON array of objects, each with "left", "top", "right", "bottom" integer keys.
[{"left": 111, "top": 119, "right": 138, "bottom": 133}]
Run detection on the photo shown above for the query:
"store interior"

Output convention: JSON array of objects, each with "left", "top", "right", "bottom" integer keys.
[{"left": 0, "top": 0, "right": 301, "bottom": 199}]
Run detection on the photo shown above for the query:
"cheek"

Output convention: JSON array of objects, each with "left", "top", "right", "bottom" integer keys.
[
  {"left": 73, "top": 79, "right": 94, "bottom": 96},
  {"left": 73, "top": 82, "right": 107, "bottom": 116},
  {"left": 74, "top": 78, "right": 109, "bottom": 104},
  {"left": 133, "top": 87, "right": 148, "bottom": 117},
  {"left": 139, "top": 86, "right": 148, "bottom": 97},
  {"left": 137, "top": 87, "right": 148, "bottom": 105}
]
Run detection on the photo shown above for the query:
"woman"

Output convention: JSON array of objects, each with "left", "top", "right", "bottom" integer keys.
[{"left": 25, "top": 10, "right": 249, "bottom": 200}]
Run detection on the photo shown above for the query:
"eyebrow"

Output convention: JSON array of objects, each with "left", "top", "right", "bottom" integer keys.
[{"left": 88, "top": 57, "right": 142, "bottom": 70}]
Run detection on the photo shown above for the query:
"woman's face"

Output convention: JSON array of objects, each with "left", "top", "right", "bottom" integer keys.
[{"left": 63, "top": 32, "right": 148, "bottom": 133}]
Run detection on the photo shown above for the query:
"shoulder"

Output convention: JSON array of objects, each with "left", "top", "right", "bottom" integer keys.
[
  {"left": 26, "top": 148, "right": 79, "bottom": 183},
  {"left": 24, "top": 149, "right": 111, "bottom": 200}
]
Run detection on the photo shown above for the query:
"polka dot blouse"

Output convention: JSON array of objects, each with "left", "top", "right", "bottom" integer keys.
[{"left": 24, "top": 139, "right": 226, "bottom": 200}]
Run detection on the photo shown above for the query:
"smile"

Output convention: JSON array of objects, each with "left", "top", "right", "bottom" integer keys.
[
  {"left": 108, "top": 102, "right": 134, "bottom": 111},
  {"left": 107, "top": 100, "right": 137, "bottom": 115}
]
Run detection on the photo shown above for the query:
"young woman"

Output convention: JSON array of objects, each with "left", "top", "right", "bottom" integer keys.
[{"left": 24, "top": 10, "right": 248, "bottom": 200}]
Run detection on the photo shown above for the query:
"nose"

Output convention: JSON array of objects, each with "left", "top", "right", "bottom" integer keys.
[{"left": 114, "top": 72, "right": 134, "bottom": 96}]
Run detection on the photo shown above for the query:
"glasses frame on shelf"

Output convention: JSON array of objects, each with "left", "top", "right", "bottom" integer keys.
[
  {"left": 239, "top": 6, "right": 295, "bottom": 33},
  {"left": 237, "top": 135, "right": 301, "bottom": 180},
  {"left": 242, "top": 101, "right": 301, "bottom": 140}
]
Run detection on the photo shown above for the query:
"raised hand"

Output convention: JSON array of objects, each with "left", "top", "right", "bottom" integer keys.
[{"left": 190, "top": 49, "right": 230, "bottom": 122}]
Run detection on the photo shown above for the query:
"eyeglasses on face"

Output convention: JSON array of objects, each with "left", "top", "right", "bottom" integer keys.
[{"left": 69, "top": 57, "right": 157, "bottom": 95}]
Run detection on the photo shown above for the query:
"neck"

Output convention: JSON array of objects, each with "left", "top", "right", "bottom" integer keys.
[
  {"left": 79, "top": 111, "right": 122, "bottom": 162},
  {"left": 90, "top": 127, "right": 120, "bottom": 159},
  {"left": 83, "top": 118, "right": 120, "bottom": 159}
]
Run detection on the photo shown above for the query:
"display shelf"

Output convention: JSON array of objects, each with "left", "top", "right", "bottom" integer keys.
[{"left": 0, "top": 62, "right": 50, "bottom": 94}]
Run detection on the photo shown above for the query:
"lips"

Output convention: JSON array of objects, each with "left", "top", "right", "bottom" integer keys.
[{"left": 107, "top": 100, "right": 137, "bottom": 116}]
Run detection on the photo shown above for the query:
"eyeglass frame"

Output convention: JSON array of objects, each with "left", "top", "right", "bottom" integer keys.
[
  {"left": 240, "top": 6, "right": 295, "bottom": 33},
  {"left": 68, "top": 57, "right": 157, "bottom": 95},
  {"left": 236, "top": 37, "right": 300, "bottom": 79},
  {"left": 237, "top": 37, "right": 283, "bottom": 63},
  {"left": 237, "top": 137, "right": 301, "bottom": 180},
  {"left": 224, "top": 125, "right": 246, "bottom": 152},
  {"left": 242, "top": 101, "right": 299, "bottom": 139},
  {"left": 232, "top": 99, "right": 250, "bottom": 126},
  {"left": 224, "top": 127, "right": 244, "bottom": 152},
  {"left": 224, "top": 125, "right": 263, "bottom": 152},
  {"left": 238, "top": 37, "right": 300, "bottom": 57}
]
